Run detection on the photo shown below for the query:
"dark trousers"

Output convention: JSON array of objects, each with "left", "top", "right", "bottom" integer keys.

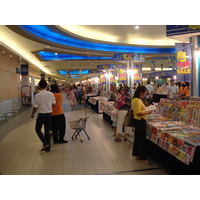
[
  {"left": 132, "top": 119, "right": 147, "bottom": 160},
  {"left": 35, "top": 113, "right": 51, "bottom": 147},
  {"left": 51, "top": 114, "right": 66, "bottom": 142},
  {"left": 77, "top": 94, "right": 83, "bottom": 104}
]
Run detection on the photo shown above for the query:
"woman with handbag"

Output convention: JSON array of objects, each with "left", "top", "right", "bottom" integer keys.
[
  {"left": 131, "top": 86, "right": 153, "bottom": 165},
  {"left": 114, "top": 86, "right": 132, "bottom": 142}
]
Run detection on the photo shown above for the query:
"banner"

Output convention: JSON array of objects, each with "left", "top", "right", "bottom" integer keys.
[
  {"left": 113, "top": 53, "right": 145, "bottom": 61},
  {"left": 118, "top": 65, "right": 126, "bottom": 84},
  {"left": 97, "top": 64, "right": 118, "bottom": 70},
  {"left": 100, "top": 74, "right": 106, "bottom": 84},
  {"left": 21, "top": 64, "right": 29, "bottom": 76},
  {"left": 175, "top": 43, "right": 192, "bottom": 81},
  {"left": 168, "top": 56, "right": 174, "bottom": 68},
  {"left": 150, "top": 61, "right": 156, "bottom": 71},
  {"left": 134, "top": 64, "right": 142, "bottom": 80}
]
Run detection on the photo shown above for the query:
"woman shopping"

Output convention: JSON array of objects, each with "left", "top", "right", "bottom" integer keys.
[
  {"left": 51, "top": 84, "right": 68, "bottom": 144},
  {"left": 67, "top": 85, "right": 77, "bottom": 110},
  {"left": 131, "top": 86, "right": 153, "bottom": 165},
  {"left": 114, "top": 86, "right": 132, "bottom": 142}
]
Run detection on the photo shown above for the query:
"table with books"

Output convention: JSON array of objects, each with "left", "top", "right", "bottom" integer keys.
[
  {"left": 146, "top": 99, "right": 200, "bottom": 174},
  {"left": 88, "top": 96, "right": 109, "bottom": 113}
]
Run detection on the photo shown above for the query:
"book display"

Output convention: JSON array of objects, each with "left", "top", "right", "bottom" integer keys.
[
  {"left": 147, "top": 99, "right": 200, "bottom": 166},
  {"left": 88, "top": 96, "right": 109, "bottom": 113}
]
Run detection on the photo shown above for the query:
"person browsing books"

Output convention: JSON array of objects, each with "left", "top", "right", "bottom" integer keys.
[{"left": 131, "top": 86, "right": 153, "bottom": 165}]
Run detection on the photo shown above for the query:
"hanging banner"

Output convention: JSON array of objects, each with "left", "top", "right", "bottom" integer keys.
[
  {"left": 134, "top": 64, "right": 142, "bottom": 80},
  {"left": 150, "top": 61, "right": 156, "bottom": 71},
  {"left": 110, "top": 73, "right": 115, "bottom": 83},
  {"left": 168, "top": 56, "right": 174, "bottom": 68},
  {"left": 118, "top": 65, "right": 126, "bottom": 84},
  {"left": 134, "top": 53, "right": 146, "bottom": 61},
  {"left": 175, "top": 43, "right": 192, "bottom": 81},
  {"left": 100, "top": 74, "right": 106, "bottom": 84},
  {"left": 113, "top": 53, "right": 145, "bottom": 61},
  {"left": 21, "top": 64, "right": 29, "bottom": 86},
  {"left": 97, "top": 64, "right": 118, "bottom": 70}
]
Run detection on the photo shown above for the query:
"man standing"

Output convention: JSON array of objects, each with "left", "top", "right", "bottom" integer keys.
[
  {"left": 167, "top": 80, "right": 179, "bottom": 99},
  {"left": 146, "top": 80, "right": 154, "bottom": 98},
  {"left": 31, "top": 80, "right": 56, "bottom": 151}
]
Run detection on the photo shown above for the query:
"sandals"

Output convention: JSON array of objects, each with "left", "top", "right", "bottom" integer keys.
[
  {"left": 114, "top": 138, "right": 121, "bottom": 142},
  {"left": 124, "top": 138, "right": 128, "bottom": 141}
]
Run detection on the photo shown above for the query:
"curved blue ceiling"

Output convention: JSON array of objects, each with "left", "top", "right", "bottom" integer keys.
[
  {"left": 38, "top": 51, "right": 113, "bottom": 61},
  {"left": 20, "top": 25, "right": 175, "bottom": 54}
]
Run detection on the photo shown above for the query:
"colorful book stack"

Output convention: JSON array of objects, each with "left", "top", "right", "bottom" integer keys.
[{"left": 146, "top": 114, "right": 198, "bottom": 165}]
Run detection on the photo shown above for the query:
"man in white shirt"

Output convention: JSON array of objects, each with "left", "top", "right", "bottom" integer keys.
[
  {"left": 31, "top": 80, "right": 56, "bottom": 151},
  {"left": 146, "top": 81, "right": 155, "bottom": 98},
  {"left": 167, "top": 80, "right": 179, "bottom": 99}
]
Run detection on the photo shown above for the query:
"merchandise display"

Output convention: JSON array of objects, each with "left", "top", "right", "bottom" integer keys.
[
  {"left": 147, "top": 99, "right": 200, "bottom": 165},
  {"left": 88, "top": 96, "right": 109, "bottom": 113}
]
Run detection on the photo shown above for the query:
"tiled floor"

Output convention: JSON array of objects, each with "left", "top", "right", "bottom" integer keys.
[{"left": 0, "top": 94, "right": 168, "bottom": 175}]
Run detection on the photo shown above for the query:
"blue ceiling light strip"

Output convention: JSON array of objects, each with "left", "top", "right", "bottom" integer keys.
[
  {"left": 20, "top": 25, "right": 175, "bottom": 54},
  {"left": 38, "top": 51, "right": 112, "bottom": 61}
]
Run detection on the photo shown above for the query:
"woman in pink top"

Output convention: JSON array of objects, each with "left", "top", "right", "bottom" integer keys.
[{"left": 67, "top": 85, "right": 77, "bottom": 110}]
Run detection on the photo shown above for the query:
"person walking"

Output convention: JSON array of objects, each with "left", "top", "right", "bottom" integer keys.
[
  {"left": 50, "top": 84, "right": 68, "bottom": 144},
  {"left": 131, "top": 86, "right": 153, "bottom": 165},
  {"left": 114, "top": 86, "right": 132, "bottom": 142},
  {"left": 31, "top": 80, "right": 56, "bottom": 152},
  {"left": 67, "top": 85, "right": 77, "bottom": 110}
]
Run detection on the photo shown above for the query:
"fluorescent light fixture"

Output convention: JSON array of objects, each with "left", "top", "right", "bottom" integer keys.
[{"left": 135, "top": 26, "right": 140, "bottom": 29}]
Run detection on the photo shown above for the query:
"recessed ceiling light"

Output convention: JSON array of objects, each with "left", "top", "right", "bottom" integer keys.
[
  {"left": 2, "top": 51, "right": 5, "bottom": 53},
  {"left": 10, "top": 55, "right": 12, "bottom": 57},
  {"left": 135, "top": 26, "right": 140, "bottom": 29},
  {"left": 55, "top": 53, "right": 58, "bottom": 55},
  {"left": 46, "top": 46, "right": 50, "bottom": 48}
]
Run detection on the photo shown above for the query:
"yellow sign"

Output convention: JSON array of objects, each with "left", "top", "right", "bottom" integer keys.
[
  {"left": 177, "top": 51, "right": 187, "bottom": 62},
  {"left": 122, "top": 54, "right": 133, "bottom": 60},
  {"left": 177, "top": 69, "right": 191, "bottom": 74}
]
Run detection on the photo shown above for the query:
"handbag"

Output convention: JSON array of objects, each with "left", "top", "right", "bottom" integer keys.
[
  {"left": 123, "top": 110, "right": 135, "bottom": 127},
  {"left": 116, "top": 92, "right": 125, "bottom": 109}
]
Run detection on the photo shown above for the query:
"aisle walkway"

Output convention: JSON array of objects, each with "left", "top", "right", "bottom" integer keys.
[{"left": 0, "top": 96, "right": 168, "bottom": 175}]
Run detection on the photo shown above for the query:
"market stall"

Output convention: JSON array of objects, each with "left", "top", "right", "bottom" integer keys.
[{"left": 146, "top": 99, "right": 200, "bottom": 174}]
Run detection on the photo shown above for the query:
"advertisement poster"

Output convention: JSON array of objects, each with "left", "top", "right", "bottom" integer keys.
[
  {"left": 113, "top": 53, "right": 145, "bottom": 61},
  {"left": 100, "top": 74, "right": 105, "bottom": 84},
  {"left": 150, "top": 61, "right": 156, "bottom": 71},
  {"left": 118, "top": 65, "right": 126, "bottom": 84},
  {"left": 134, "top": 64, "right": 142, "bottom": 80},
  {"left": 168, "top": 56, "right": 174, "bottom": 68},
  {"left": 175, "top": 43, "right": 192, "bottom": 81}
]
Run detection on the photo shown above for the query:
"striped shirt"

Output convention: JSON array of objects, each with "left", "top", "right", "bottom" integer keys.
[{"left": 119, "top": 92, "right": 132, "bottom": 110}]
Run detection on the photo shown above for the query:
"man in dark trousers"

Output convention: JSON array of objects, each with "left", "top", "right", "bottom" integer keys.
[{"left": 31, "top": 80, "right": 56, "bottom": 151}]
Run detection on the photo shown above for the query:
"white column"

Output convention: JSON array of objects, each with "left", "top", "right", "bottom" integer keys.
[{"left": 191, "top": 36, "right": 199, "bottom": 96}]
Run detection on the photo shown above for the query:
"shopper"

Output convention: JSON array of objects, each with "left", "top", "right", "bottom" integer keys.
[
  {"left": 178, "top": 81, "right": 185, "bottom": 100},
  {"left": 77, "top": 84, "right": 83, "bottom": 104},
  {"left": 167, "top": 80, "right": 179, "bottom": 99},
  {"left": 50, "top": 84, "right": 68, "bottom": 144},
  {"left": 31, "top": 80, "right": 56, "bottom": 152},
  {"left": 114, "top": 86, "right": 132, "bottom": 142},
  {"left": 131, "top": 86, "right": 153, "bottom": 165},
  {"left": 183, "top": 82, "right": 190, "bottom": 100},
  {"left": 145, "top": 80, "right": 154, "bottom": 98},
  {"left": 67, "top": 85, "right": 77, "bottom": 110}
]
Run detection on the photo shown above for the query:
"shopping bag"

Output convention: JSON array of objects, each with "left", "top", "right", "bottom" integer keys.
[{"left": 123, "top": 110, "right": 135, "bottom": 127}]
